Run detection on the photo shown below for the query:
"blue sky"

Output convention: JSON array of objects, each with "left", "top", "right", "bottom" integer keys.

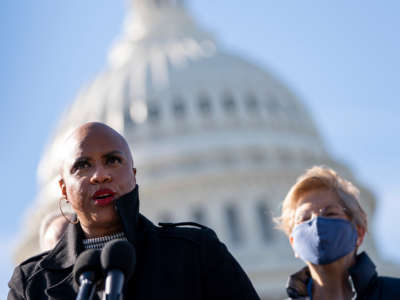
[{"left": 1, "top": 0, "right": 399, "bottom": 296}]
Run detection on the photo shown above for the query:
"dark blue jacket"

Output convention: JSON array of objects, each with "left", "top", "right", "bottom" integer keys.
[
  {"left": 286, "top": 252, "right": 400, "bottom": 300},
  {"left": 8, "top": 186, "right": 260, "bottom": 300}
]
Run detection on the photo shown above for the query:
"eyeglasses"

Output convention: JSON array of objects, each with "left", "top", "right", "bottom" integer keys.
[{"left": 294, "top": 205, "right": 349, "bottom": 226}]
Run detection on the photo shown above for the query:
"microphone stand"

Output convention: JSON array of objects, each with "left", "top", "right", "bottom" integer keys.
[
  {"left": 76, "top": 273, "right": 97, "bottom": 300},
  {"left": 102, "top": 270, "right": 125, "bottom": 300}
]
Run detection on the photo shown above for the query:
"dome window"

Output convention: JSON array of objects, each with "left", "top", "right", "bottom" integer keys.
[
  {"left": 172, "top": 98, "right": 185, "bottom": 118},
  {"left": 154, "top": 0, "right": 163, "bottom": 7},
  {"left": 225, "top": 203, "right": 243, "bottom": 244},
  {"left": 198, "top": 94, "right": 212, "bottom": 116},
  {"left": 266, "top": 95, "right": 280, "bottom": 114},
  {"left": 192, "top": 206, "right": 206, "bottom": 225},
  {"left": 256, "top": 201, "right": 273, "bottom": 243},
  {"left": 147, "top": 102, "right": 160, "bottom": 123},
  {"left": 245, "top": 94, "right": 259, "bottom": 113},
  {"left": 222, "top": 93, "right": 236, "bottom": 113}
]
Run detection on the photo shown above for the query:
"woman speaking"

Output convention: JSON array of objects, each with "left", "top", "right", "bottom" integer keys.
[
  {"left": 8, "top": 122, "right": 259, "bottom": 300},
  {"left": 275, "top": 166, "right": 400, "bottom": 300}
]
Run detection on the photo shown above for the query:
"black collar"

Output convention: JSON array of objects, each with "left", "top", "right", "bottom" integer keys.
[
  {"left": 40, "top": 185, "right": 141, "bottom": 270},
  {"left": 348, "top": 252, "right": 377, "bottom": 295},
  {"left": 286, "top": 252, "right": 378, "bottom": 298},
  {"left": 114, "top": 184, "right": 140, "bottom": 246}
]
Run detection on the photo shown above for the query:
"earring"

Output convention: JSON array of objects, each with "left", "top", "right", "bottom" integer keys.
[{"left": 58, "top": 197, "right": 79, "bottom": 225}]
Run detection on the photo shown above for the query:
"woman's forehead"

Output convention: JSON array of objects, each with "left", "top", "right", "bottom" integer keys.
[
  {"left": 61, "top": 125, "right": 132, "bottom": 163},
  {"left": 295, "top": 189, "right": 341, "bottom": 211},
  {"left": 78, "top": 134, "right": 125, "bottom": 151},
  {"left": 67, "top": 135, "right": 123, "bottom": 156}
]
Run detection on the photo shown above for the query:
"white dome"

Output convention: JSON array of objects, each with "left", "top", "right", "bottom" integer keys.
[
  {"left": 16, "top": 1, "right": 378, "bottom": 297},
  {"left": 36, "top": 4, "right": 325, "bottom": 186}
]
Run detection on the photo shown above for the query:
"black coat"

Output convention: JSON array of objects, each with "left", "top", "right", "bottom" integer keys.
[
  {"left": 8, "top": 186, "right": 260, "bottom": 300},
  {"left": 286, "top": 252, "right": 400, "bottom": 300}
]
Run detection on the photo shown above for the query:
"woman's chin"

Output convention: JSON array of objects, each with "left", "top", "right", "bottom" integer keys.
[{"left": 88, "top": 209, "right": 121, "bottom": 233}]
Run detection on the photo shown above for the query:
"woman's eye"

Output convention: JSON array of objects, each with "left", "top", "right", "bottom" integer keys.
[
  {"left": 296, "top": 215, "right": 310, "bottom": 224},
  {"left": 325, "top": 212, "right": 340, "bottom": 218},
  {"left": 72, "top": 161, "right": 91, "bottom": 172},
  {"left": 106, "top": 156, "right": 122, "bottom": 165}
]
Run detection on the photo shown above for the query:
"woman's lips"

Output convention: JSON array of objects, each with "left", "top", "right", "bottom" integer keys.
[{"left": 92, "top": 189, "right": 116, "bottom": 206}]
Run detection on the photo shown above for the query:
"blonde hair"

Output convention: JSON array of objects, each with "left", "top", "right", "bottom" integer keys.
[{"left": 275, "top": 166, "right": 368, "bottom": 236}]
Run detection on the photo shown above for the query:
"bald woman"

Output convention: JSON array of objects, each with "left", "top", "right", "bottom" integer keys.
[{"left": 8, "top": 122, "right": 259, "bottom": 300}]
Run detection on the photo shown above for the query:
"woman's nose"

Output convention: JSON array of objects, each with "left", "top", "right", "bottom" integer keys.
[{"left": 90, "top": 167, "right": 112, "bottom": 184}]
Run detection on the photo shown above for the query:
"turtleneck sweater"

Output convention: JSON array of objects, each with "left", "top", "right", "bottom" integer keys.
[{"left": 82, "top": 232, "right": 127, "bottom": 250}]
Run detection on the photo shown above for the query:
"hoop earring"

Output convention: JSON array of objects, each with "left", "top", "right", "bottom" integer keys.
[{"left": 59, "top": 197, "right": 79, "bottom": 225}]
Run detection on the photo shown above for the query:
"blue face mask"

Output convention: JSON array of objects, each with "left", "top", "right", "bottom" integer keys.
[{"left": 292, "top": 216, "right": 358, "bottom": 265}]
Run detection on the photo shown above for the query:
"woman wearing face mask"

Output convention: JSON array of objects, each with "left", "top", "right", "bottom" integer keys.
[{"left": 275, "top": 166, "right": 400, "bottom": 300}]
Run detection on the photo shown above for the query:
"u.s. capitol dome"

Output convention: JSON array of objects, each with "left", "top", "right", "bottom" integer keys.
[{"left": 15, "top": 1, "right": 379, "bottom": 298}]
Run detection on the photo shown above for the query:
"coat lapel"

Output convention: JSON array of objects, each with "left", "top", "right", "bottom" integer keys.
[
  {"left": 115, "top": 185, "right": 140, "bottom": 246},
  {"left": 349, "top": 251, "right": 377, "bottom": 296},
  {"left": 38, "top": 220, "right": 85, "bottom": 298},
  {"left": 39, "top": 220, "right": 84, "bottom": 270},
  {"left": 45, "top": 272, "right": 77, "bottom": 299}
]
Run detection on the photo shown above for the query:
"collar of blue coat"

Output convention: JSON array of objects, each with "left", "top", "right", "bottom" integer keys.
[
  {"left": 286, "top": 252, "right": 377, "bottom": 299},
  {"left": 39, "top": 184, "right": 141, "bottom": 271},
  {"left": 348, "top": 252, "right": 377, "bottom": 295}
]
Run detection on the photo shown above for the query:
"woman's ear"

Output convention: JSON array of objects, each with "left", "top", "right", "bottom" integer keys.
[
  {"left": 59, "top": 178, "right": 67, "bottom": 199},
  {"left": 356, "top": 226, "right": 366, "bottom": 247}
]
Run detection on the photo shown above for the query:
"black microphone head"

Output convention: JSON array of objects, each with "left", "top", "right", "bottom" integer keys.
[
  {"left": 101, "top": 239, "right": 136, "bottom": 280},
  {"left": 73, "top": 249, "right": 102, "bottom": 285}
]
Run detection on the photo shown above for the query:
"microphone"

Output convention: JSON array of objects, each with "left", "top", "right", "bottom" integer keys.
[
  {"left": 101, "top": 239, "right": 136, "bottom": 300},
  {"left": 73, "top": 249, "right": 102, "bottom": 300}
]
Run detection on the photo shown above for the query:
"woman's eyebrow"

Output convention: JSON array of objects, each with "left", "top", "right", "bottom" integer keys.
[
  {"left": 73, "top": 156, "right": 90, "bottom": 164},
  {"left": 102, "top": 150, "right": 123, "bottom": 158},
  {"left": 324, "top": 204, "right": 341, "bottom": 210}
]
